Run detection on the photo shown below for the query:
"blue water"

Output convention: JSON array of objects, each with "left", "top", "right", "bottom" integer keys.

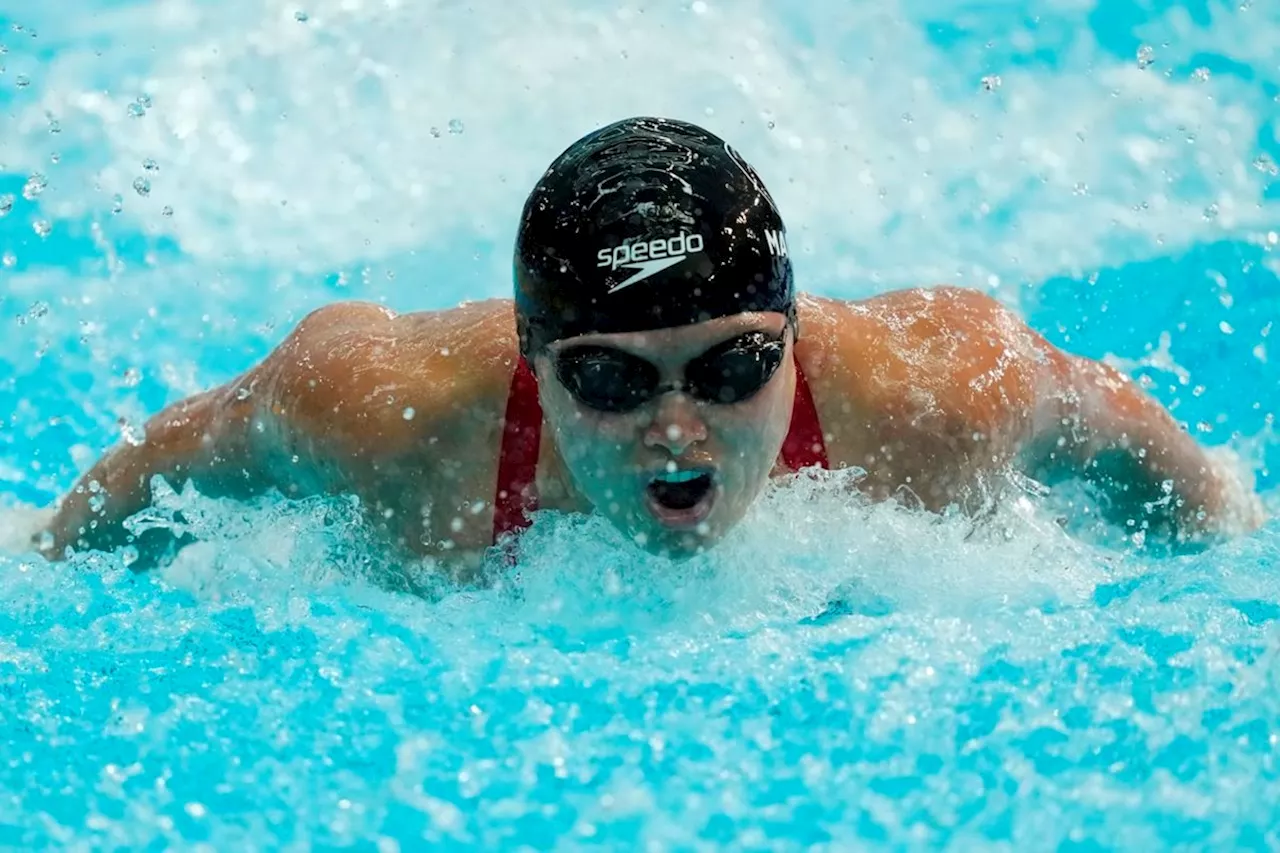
[{"left": 2, "top": 0, "right": 1279, "bottom": 848}]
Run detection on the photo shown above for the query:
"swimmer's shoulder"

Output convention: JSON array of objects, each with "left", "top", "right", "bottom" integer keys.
[
  {"left": 255, "top": 298, "right": 520, "bottom": 455},
  {"left": 795, "top": 288, "right": 1054, "bottom": 449}
]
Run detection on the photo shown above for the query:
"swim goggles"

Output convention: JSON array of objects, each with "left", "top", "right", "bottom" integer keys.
[{"left": 552, "top": 330, "right": 786, "bottom": 413}]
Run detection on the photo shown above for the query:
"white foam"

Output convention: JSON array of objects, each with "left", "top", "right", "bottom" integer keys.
[
  {"left": 0, "top": 504, "right": 52, "bottom": 555},
  {"left": 1, "top": 0, "right": 1276, "bottom": 294}
]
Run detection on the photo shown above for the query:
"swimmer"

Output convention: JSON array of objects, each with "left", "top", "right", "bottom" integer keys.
[{"left": 37, "top": 116, "right": 1263, "bottom": 569}]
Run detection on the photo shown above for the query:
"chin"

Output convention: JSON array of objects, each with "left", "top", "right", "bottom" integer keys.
[{"left": 622, "top": 514, "right": 729, "bottom": 560}]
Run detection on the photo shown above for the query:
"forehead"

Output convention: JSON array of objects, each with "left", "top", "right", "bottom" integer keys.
[{"left": 551, "top": 312, "right": 787, "bottom": 361}]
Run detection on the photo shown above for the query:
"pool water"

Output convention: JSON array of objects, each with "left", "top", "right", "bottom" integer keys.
[{"left": 1, "top": 0, "right": 1278, "bottom": 848}]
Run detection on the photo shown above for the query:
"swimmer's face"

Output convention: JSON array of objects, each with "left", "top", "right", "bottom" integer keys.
[{"left": 535, "top": 312, "right": 795, "bottom": 558}]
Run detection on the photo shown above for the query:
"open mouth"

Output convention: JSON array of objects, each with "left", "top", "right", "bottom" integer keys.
[{"left": 645, "top": 468, "right": 716, "bottom": 526}]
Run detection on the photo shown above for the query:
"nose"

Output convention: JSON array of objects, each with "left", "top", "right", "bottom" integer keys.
[{"left": 643, "top": 391, "right": 708, "bottom": 456}]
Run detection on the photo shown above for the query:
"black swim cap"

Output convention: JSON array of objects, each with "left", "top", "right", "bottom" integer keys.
[{"left": 514, "top": 116, "right": 795, "bottom": 357}]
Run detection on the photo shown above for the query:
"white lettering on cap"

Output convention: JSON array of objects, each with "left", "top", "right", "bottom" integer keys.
[{"left": 596, "top": 231, "right": 707, "bottom": 293}]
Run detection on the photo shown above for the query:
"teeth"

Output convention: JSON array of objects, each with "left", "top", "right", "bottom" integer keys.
[{"left": 653, "top": 469, "right": 706, "bottom": 484}]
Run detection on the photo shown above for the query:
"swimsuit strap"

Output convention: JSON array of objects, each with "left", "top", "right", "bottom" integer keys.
[
  {"left": 780, "top": 353, "right": 830, "bottom": 472},
  {"left": 490, "top": 352, "right": 829, "bottom": 544},
  {"left": 491, "top": 356, "right": 542, "bottom": 544}
]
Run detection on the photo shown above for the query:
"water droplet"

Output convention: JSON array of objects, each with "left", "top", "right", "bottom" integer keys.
[
  {"left": 901, "top": 112, "right": 914, "bottom": 123},
  {"left": 49, "top": 152, "right": 59, "bottom": 164},
  {"left": 981, "top": 74, "right": 1002, "bottom": 91},
  {"left": 127, "top": 102, "right": 145, "bottom": 118},
  {"left": 161, "top": 205, "right": 173, "bottom": 217},
  {"left": 22, "top": 173, "right": 46, "bottom": 200},
  {"left": 766, "top": 121, "right": 775, "bottom": 130},
  {"left": 111, "top": 194, "right": 124, "bottom": 214},
  {"left": 1252, "top": 153, "right": 1278, "bottom": 175},
  {"left": 1073, "top": 182, "right": 1088, "bottom": 196},
  {"left": 1, "top": 252, "right": 15, "bottom": 268},
  {"left": 15, "top": 74, "right": 29, "bottom": 88},
  {"left": 429, "top": 126, "right": 441, "bottom": 138},
  {"left": 119, "top": 418, "right": 146, "bottom": 447},
  {"left": 0, "top": 194, "right": 13, "bottom": 216},
  {"left": 1202, "top": 202, "right": 1219, "bottom": 220},
  {"left": 132, "top": 177, "right": 151, "bottom": 196},
  {"left": 235, "top": 386, "right": 252, "bottom": 400},
  {"left": 447, "top": 118, "right": 464, "bottom": 135},
  {"left": 1192, "top": 67, "right": 1210, "bottom": 82},
  {"left": 28, "top": 301, "right": 48, "bottom": 320},
  {"left": 122, "top": 366, "right": 141, "bottom": 387},
  {"left": 142, "top": 158, "right": 159, "bottom": 172},
  {"left": 1219, "top": 320, "right": 1235, "bottom": 335},
  {"left": 1136, "top": 45, "right": 1155, "bottom": 69},
  {"left": 294, "top": 10, "right": 309, "bottom": 21},
  {"left": 139, "top": 94, "right": 152, "bottom": 108},
  {"left": 48, "top": 119, "right": 60, "bottom": 134},
  {"left": 32, "top": 219, "right": 51, "bottom": 238},
  {"left": 402, "top": 406, "right": 416, "bottom": 421}
]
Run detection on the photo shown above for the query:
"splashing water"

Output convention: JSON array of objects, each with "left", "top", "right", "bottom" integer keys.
[
  {"left": 1, "top": 471, "right": 1278, "bottom": 848},
  {"left": 1, "top": 0, "right": 1279, "bottom": 847}
]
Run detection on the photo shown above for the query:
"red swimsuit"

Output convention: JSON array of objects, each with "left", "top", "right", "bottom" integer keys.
[{"left": 490, "top": 355, "right": 830, "bottom": 544}]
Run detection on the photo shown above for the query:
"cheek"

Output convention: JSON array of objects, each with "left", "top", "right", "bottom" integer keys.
[
  {"left": 712, "top": 385, "right": 792, "bottom": 457},
  {"left": 555, "top": 409, "right": 640, "bottom": 465}
]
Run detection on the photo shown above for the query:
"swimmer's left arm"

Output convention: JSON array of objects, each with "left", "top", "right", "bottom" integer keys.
[{"left": 1037, "top": 353, "right": 1263, "bottom": 545}]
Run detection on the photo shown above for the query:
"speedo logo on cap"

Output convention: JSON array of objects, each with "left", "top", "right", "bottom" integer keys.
[{"left": 597, "top": 231, "right": 706, "bottom": 293}]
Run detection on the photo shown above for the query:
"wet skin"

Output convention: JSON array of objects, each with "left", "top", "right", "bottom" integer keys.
[{"left": 39, "top": 288, "right": 1264, "bottom": 571}]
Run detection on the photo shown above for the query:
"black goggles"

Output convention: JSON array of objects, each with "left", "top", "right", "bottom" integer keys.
[{"left": 552, "top": 330, "right": 787, "bottom": 414}]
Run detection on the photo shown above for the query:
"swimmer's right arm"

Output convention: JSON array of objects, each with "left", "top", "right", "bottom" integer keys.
[
  {"left": 37, "top": 302, "right": 387, "bottom": 561},
  {"left": 37, "top": 380, "right": 260, "bottom": 560}
]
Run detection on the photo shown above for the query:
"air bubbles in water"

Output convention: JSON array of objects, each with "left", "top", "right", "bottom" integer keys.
[
  {"left": 32, "top": 220, "right": 51, "bottom": 238},
  {"left": 1136, "top": 45, "right": 1155, "bottom": 69},
  {"left": 1252, "top": 154, "right": 1278, "bottom": 175},
  {"left": 448, "top": 119, "right": 464, "bottom": 135},
  {"left": 121, "top": 367, "right": 142, "bottom": 388},
  {"left": 111, "top": 194, "right": 124, "bottom": 214},
  {"left": 142, "top": 158, "right": 159, "bottom": 172},
  {"left": 133, "top": 177, "right": 151, "bottom": 197},
  {"left": 294, "top": 10, "right": 309, "bottom": 21},
  {"left": 22, "top": 173, "right": 46, "bottom": 200},
  {"left": 1203, "top": 202, "right": 1220, "bottom": 220},
  {"left": 0, "top": 194, "right": 13, "bottom": 216},
  {"left": 15, "top": 74, "right": 29, "bottom": 88},
  {"left": 429, "top": 126, "right": 441, "bottom": 138},
  {"left": 1, "top": 252, "right": 15, "bottom": 268},
  {"left": 162, "top": 205, "right": 173, "bottom": 217},
  {"left": 981, "top": 74, "right": 1002, "bottom": 92},
  {"left": 1192, "top": 67, "right": 1211, "bottom": 82}
]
